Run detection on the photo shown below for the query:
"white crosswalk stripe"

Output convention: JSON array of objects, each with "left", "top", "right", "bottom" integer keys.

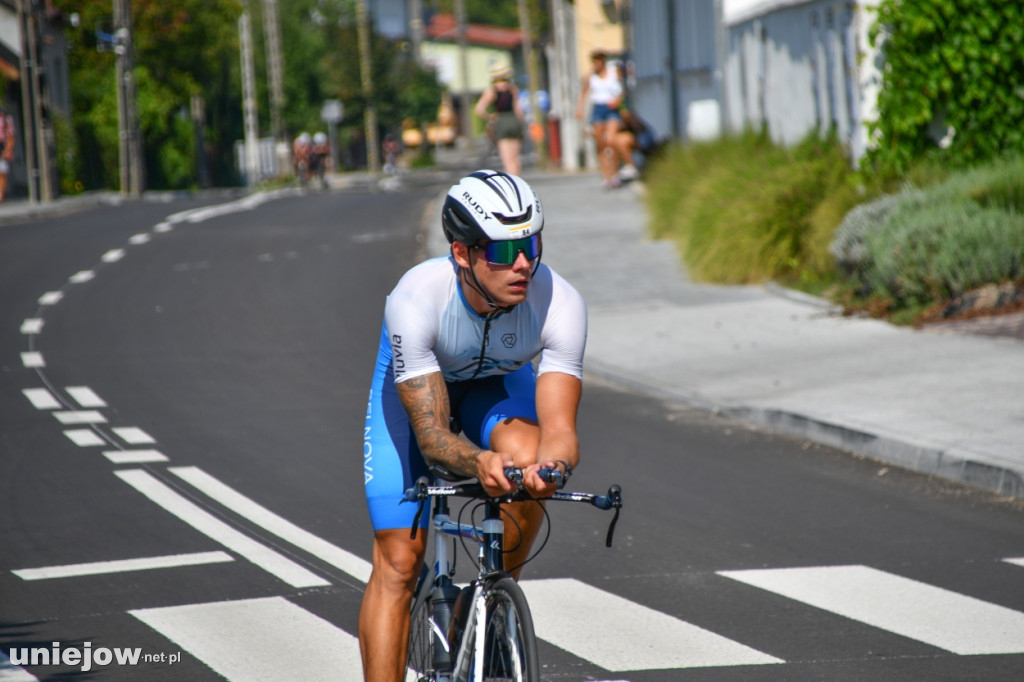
[
  {"left": 720, "top": 564, "right": 1024, "bottom": 655},
  {"left": 522, "top": 578, "right": 782, "bottom": 670},
  {"left": 131, "top": 597, "right": 362, "bottom": 681}
]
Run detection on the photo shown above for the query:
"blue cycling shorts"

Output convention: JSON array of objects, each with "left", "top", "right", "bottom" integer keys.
[{"left": 363, "top": 324, "right": 538, "bottom": 531}]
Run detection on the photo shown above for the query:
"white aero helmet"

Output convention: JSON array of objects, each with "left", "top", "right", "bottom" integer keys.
[{"left": 441, "top": 170, "right": 543, "bottom": 245}]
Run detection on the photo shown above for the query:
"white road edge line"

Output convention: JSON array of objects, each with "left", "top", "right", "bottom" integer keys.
[
  {"left": 13, "top": 551, "right": 234, "bottom": 581},
  {"left": 114, "top": 469, "right": 329, "bottom": 588},
  {"left": 170, "top": 466, "right": 372, "bottom": 584}
]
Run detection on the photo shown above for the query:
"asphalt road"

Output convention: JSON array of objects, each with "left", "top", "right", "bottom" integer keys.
[{"left": 2, "top": 186, "right": 1023, "bottom": 681}]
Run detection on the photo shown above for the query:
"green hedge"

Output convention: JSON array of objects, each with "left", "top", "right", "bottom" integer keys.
[{"left": 868, "top": 0, "right": 1024, "bottom": 176}]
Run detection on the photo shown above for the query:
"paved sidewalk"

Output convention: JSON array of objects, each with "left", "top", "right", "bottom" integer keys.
[{"left": 424, "top": 165, "right": 1024, "bottom": 500}]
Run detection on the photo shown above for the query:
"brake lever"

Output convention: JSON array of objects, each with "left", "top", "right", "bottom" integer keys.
[
  {"left": 604, "top": 485, "right": 622, "bottom": 548},
  {"left": 406, "top": 477, "right": 429, "bottom": 540}
]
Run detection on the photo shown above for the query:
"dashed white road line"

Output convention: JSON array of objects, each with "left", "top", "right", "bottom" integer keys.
[
  {"left": 103, "top": 449, "right": 169, "bottom": 464},
  {"left": 20, "top": 318, "right": 43, "bottom": 334},
  {"left": 112, "top": 426, "right": 156, "bottom": 445},
  {"left": 53, "top": 410, "right": 107, "bottom": 425},
  {"left": 22, "top": 388, "right": 61, "bottom": 410},
  {"left": 20, "top": 352, "right": 44, "bottom": 368},
  {"left": 37, "top": 291, "right": 63, "bottom": 305},
  {"left": 65, "top": 386, "right": 107, "bottom": 408},
  {"left": 69, "top": 270, "right": 95, "bottom": 283},
  {"left": 101, "top": 248, "right": 126, "bottom": 263},
  {"left": 63, "top": 429, "right": 106, "bottom": 447}
]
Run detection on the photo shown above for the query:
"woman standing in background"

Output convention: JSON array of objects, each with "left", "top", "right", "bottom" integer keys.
[{"left": 475, "top": 64, "right": 524, "bottom": 176}]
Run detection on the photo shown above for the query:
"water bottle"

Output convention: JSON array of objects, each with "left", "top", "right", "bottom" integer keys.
[
  {"left": 430, "top": 576, "right": 461, "bottom": 672},
  {"left": 447, "top": 581, "right": 476, "bottom": 647}
]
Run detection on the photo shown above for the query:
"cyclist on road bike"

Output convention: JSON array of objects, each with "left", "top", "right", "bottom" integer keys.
[{"left": 359, "top": 170, "right": 588, "bottom": 681}]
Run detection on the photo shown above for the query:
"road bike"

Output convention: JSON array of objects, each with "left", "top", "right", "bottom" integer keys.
[{"left": 403, "top": 465, "right": 622, "bottom": 682}]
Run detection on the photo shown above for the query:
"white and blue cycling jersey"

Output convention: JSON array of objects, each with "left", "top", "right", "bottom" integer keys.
[{"left": 363, "top": 255, "right": 587, "bottom": 530}]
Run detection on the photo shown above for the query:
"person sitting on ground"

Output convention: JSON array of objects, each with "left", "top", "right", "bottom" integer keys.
[{"left": 615, "top": 108, "right": 659, "bottom": 179}]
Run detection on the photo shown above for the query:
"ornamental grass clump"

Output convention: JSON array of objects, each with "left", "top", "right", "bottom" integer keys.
[{"left": 646, "top": 131, "right": 852, "bottom": 285}]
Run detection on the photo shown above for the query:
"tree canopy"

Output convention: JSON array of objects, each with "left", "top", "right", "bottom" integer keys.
[{"left": 55, "top": 0, "right": 446, "bottom": 191}]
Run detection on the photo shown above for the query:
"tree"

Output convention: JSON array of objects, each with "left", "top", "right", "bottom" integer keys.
[
  {"left": 867, "top": 0, "right": 1024, "bottom": 176},
  {"left": 57, "top": 0, "right": 243, "bottom": 190}
]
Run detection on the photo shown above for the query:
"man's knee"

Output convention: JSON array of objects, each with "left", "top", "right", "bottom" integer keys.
[
  {"left": 490, "top": 418, "right": 540, "bottom": 464},
  {"left": 372, "top": 531, "right": 425, "bottom": 586}
]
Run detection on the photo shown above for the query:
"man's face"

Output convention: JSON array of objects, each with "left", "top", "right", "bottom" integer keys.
[{"left": 453, "top": 238, "right": 540, "bottom": 313}]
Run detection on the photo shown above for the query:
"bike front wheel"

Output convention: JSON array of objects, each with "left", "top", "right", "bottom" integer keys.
[
  {"left": 464, "top": 576, "right": 540, "bottom": 682},
  {"left": 407, "top": 585, "right": 436, "bottom": 681}
]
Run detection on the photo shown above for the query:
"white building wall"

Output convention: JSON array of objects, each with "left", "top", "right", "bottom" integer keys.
[{"left": 723, "top": 0, "right": 880, "bottom": 162}]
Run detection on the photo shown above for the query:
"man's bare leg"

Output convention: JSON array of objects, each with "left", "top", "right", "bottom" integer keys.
[{"left": 359, "top": 528, "right": 425, "bottom": 682}]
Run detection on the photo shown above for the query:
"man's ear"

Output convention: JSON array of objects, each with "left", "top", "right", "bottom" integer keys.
[{"left": 451, "top": 241, "right": 472, "bottom": 269}]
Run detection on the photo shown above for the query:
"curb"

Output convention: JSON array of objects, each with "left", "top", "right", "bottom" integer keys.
[{"left": 584, "top": 357, "right": 1024, "bottom": 500}]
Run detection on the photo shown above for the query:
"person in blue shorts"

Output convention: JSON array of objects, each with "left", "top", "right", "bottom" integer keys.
[
  {"left": 576, "top": 50, "right": 638, "bottom": 189},
  {"left": 359, "top": 170, "right": 588, "bottom": 681}
]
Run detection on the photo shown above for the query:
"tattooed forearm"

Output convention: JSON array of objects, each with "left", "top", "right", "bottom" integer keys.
[{"left": 396, "top": 373, "right": 482, "bottom": 478}]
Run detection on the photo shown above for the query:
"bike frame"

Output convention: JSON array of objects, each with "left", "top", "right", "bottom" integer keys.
[
  {"left": 407, "top": 468, "right": 621, "bottom": 681},
  {"left": 423, "top": 484, "right": 507, "bottom": 680}
]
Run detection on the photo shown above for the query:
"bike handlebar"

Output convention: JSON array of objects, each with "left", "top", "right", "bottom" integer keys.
[{"left": 403, "top": 467, "right": 623, "bottom": 547}]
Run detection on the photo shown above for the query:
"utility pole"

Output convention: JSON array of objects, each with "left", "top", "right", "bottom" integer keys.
[
  {"left": 454, "top": 0, "right": 472, "bottom": 146},
  {"left": 552, "top": 0, "right": 579, "bottom": 170},
  {"left": 239, "top": 10, "right": 260, "bottom": 185},
  {"left": 18, "top": 0, "right": 53, "bottom": 201},
  {"left": 114, "top": 0, "right": 143, "bottom": 196},
  {"left": 409, "top": 0, "right": 423, "bottom": 61},
  {"left": 16, "top": 0, "right": 37, "bottom": 202},
  {"left": 356, "top": 0, "right": 380, "bottom": 173},
  {"left": 262, "top": 0, "right": 288, "bottom": 175},
  {"left": 518, "top": 0, "right": 545, "bottom": 164}
]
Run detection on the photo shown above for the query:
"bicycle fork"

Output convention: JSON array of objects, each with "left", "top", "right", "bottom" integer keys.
[{"left": 452, "top": 502, "right": 505, "bottom": 680}]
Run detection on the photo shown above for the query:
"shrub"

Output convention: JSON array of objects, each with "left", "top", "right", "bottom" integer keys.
[
  {"left": 646, "top": 131, "right": 857, "bottom": 285},
  {"left": 834, "top": 156, "right": 1024, "bottom": 308}
]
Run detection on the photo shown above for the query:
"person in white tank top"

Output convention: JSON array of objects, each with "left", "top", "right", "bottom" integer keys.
[{"left": 576, "top": 49, "right": 639, "bottom": 189}]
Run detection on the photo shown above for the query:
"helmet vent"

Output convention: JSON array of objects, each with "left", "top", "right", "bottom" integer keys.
[{"left": 493, "top": 206, "right": 532, "bottom": 225}]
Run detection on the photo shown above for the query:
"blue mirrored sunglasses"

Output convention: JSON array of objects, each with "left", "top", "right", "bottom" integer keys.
[{"left": 474, "top": 233, "right": 542, "bottom": 265}]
